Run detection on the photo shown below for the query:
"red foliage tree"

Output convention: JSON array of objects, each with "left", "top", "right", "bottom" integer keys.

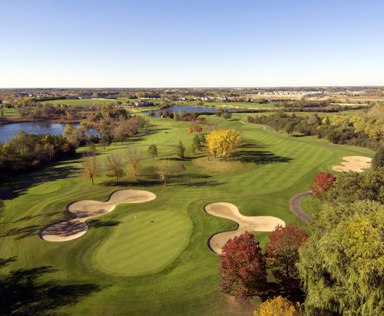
[
  {"left": 220, "top": 231, "right": 267, "bottom": 300},
  {"left": 265, "top": 224, "right": 308, "bottom": 289},
  {"left": 310, "top": 172, "right": 335, "bottom": 198}
]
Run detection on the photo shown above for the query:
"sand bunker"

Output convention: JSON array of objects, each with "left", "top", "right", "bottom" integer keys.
[
  {"left": 40, "top": 190, "right": 156, "bottom": 242},
  {"left": 332, "top": 156, "right": 371, "bottom": 173},
  {"left": 204, "top": 202, "right": 285, "bottom": 254}
]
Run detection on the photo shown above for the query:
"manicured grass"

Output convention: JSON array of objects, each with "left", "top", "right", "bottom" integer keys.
[
  {"left": 93, "top": 210, "right": 192, "bottom": 276},
  {"left": 0, "top": 114, "right": 374, "bottom": 315},
  {"left": 300, "top": 195, "right": 322, "bottom": 217}
]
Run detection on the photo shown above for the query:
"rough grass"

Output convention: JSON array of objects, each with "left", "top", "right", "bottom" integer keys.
[{"left": 0, "top": 114, "right": 373, "bottom": 315}]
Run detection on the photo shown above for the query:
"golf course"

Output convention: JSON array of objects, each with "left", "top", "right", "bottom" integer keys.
[{"left": 0, "top": 113, "right": 374, "bottom": 315}]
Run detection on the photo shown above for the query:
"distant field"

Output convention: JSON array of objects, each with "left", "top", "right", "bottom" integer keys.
[
  {"left": 0, "top": 114, "right": 374, "bottom": 315},
  {"left": 1, "top": 107, "right": 18, "bottom": 117},
  {"left": 40, "top": 98, "right": 125, "bottom": 106}
]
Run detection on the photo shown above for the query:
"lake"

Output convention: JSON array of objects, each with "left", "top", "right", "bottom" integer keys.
[{"left": 0, "top": 121, "right": 95, "bottom": 143}]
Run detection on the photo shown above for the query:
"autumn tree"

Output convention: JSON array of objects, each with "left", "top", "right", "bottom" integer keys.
[
  {"left": 81, "top": 156, "right": 101, "bottom": 185},
  {"left": 220, "top": 231, "right": 267, "bottom": 300},
  {"left": 298, "top": 200, "right": 384, "bottom": 315},
  {"left": 254, "top": 296, "right": 302, "bottom": 316},
  {"left": 125, "top": 148, "right": 142, "bottom": 176},
  {"left": 206, "top": 129, "right": 241, "bottom": 161},
  {"left": 371, "top": 146, "right": 384, "bottom": 170},
  {"left": 265, "top": 225, "right": 308, "bottom": 289},
  {"left": 324, "top": 168, "right": 384, "bottom": 204},
  {"left": 310, "top": 172, "right": 335, "bottom": 198},
  {"left": 147, "top": 144, "right": 158, "bottom": 160},
  {"left": 176, "top": 141, "right": 186, "bottom": 159},
  {"left": 104, "top": 154, "right": 126, "bottom": 183},
  {"left": 155, "top": 160, "right": 172, "bottom": 186}
]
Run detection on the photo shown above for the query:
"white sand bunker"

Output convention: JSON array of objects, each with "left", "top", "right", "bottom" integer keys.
[
  {"left": 40, "top": 190, "right": 156, "bottom": 242},
  {"left": 332, "top": 156, "right": 371, "bottom": 173},
  {"left": 204, "top": 202, "right": 285, "bottom": 254}
]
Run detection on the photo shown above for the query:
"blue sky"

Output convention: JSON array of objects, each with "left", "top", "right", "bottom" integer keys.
[{"left": 0, "top": 0, "right": 383, "bottom": 87}]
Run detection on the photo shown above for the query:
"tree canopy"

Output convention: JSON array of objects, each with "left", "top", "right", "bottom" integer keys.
[
  {"left": 265, "top": 224, "right": 307, "bottom": 289},
  {"left": 298, "top": 200, "right": 384, "bottom": 315},
  {"left": 220, "top": 231, "right": 266, "bottom": 300},
  {"left": 206, "top": 129, "right": 241, "bottom": 161}
]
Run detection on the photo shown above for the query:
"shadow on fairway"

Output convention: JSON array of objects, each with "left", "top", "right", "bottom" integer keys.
[
  {"left": 1, "top": 224, "right": 43, "bottom": 240},
  {"left": 88, "top": 219, "right": 121, "bottom": 228},
  {"left": 100, "top": 179, "right": 159, "bottom": 187},
  {"left": 0, "top": 162, "right": 80, "bottom": 201},
  {"left": 0, "top": 264, "right": 100, "bottom": 315},
  {"left": 232, "top": 150, "right": 292, "bottom": 164}
]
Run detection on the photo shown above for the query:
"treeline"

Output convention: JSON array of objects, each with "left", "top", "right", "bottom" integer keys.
[
  {"left": 0, "top": 132, "right": 76, "bottom": 179},
  {"left": 297, "top": 168, "right": 384, "bottom": 315},
  {"left": 248, "top": 112, "right": 383, "bottom": 149}
]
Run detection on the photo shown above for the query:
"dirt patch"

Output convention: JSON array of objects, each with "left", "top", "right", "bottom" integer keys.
[
  {"left": 40, "top": 190, "right": 156, "bottom": 242},
  {"left": 204, "top": 202, "right": 285, "bottom": 254},
  {"left": 332, "top": 156, "right": 371, "bottom": 173}
]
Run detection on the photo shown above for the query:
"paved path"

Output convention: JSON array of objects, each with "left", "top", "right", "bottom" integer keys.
[{"left": 290, "top": 191, "right": 312, "bottom": 224}]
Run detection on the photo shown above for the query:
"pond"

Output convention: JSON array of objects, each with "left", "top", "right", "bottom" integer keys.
[{"left": 0, "top": 121, "right": 97, "bottom": 143}]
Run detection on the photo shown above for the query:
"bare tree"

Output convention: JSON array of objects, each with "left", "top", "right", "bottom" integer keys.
[
  {"left": 82, "top": 156, "right": 101, "bottom": 185},
  {"left": 155, "top": 160, "right": 172, "bottom": 186},
  {"left": 125, "top": 148, "right": 143, "bottom": 176},
  {"left": 105, "top": 154, "right": 126, "bottom": 184}
]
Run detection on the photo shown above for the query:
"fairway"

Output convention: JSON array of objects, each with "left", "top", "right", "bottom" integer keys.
[
  {"left": 94, "top": 210, "right": 192, "bottom": 276},
  {"left": 0, "top": 114, "right": 374, "bottom": 315}
]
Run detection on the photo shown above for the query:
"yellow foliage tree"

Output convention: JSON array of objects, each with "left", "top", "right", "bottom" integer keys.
[
  {"left": 205, "top": 129, "right": 241, "bottom": 161},
  {"left": 254, "top": 296, "right": 302, "bottom": 316}
]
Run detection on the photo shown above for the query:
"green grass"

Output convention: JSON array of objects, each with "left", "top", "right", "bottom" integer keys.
[
  {"left": 39, "top": 98, "right": 123, "bottom": 106},
  {"left": 93, "top": 210, "right": 192, "bottom": 277},
  {"left": 1, "top": 107, "right": 18, "bottom": 117},
  {"left": 300, "top": 195, "right": 322, "bottom": 217},
  {"left": 0, "top": 114, "right": 374, "bottom": 315}
]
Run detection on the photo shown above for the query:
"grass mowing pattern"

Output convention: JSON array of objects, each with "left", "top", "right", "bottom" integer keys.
[
  {"left": 0, "top": 114, "right": 374, "bottom": 315},
  {"left": 94, "top": 210, "right": 192, "bottom": 276}
]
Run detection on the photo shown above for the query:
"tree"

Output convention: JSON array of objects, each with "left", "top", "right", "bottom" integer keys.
[
  {"left": 104, "top": 154, "right": 126, "bottom": 183},
  {"left": 125, "top": 148, "right": 142, "bottom": 176},
  {"left": 265, "top": 225, "right": 308, "bottom": 289},
  {"left": 100, "top": 134, "right": 112, "bottom": 149},
  {"left": 324, "top": 169, "right": 384, "bottom": 204},
  {"left": 254, "top": 296, "right": 302, "bottom": 316},
  {"left": 147, "top": 144, "right": 158, "bottom": 160},
  {"left": 310, "top": 172, "right": 335, "bottom": 198},
  {"left": 176, "top": 141, "right": 186, "bottom": 159},
  {"left": 206, "top": 129, "right": 241, "bottom": 161},
  {"left": 81, "top": 156, "right": 101, "bottom": 185},
  {"left": 371, "top": 146, "right": 384, "bottom": 170},
  {"left": 192, "top": 133, "right": 206, "bottom": 154},
  {"left": 298, "top": 200, "right": 384, "bottom": 315},
  {"left": 220, "top": 231, "right": 267, "bottom": 300},
  {"left": 155, "top": 160, "right": 172, "bottom": 186}
]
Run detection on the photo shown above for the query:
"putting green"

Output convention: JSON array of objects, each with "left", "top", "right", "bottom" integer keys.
[{"left": 93, "top": 210, "right": 192, "bottom": 276}]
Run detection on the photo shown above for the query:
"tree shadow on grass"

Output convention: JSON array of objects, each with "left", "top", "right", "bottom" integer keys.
[
  {"left": 0, "top": 265, "right": 100, "bottom": 315},
  {"left": 0, "top": 163, "right": 80, "bottom": 201},
  {"left": 100, "top": 179, "right": 160, "bottom": 187},
  {"left": 0, "top": 224, "right": 43, "bottom": 240},
  {"left": 231, "top": 150, "right": 292, "bottom": 164},
  {"left": 88, "top": 219, "right": 121, "bottom": 228}
]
